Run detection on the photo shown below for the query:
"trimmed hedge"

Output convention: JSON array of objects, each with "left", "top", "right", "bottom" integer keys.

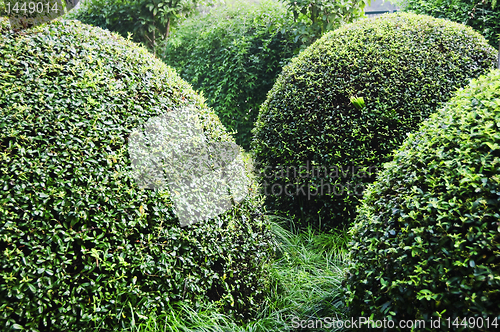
[
  {"left": 162, "top": 0, "right": 298, "bottom": 149},
  {"left": 251, "top": 13, "right": 497, "bottom": 230},
  {"left": 0, "top": 20, "right": 272, "bottom": 331},
  {"left": 344, "top": 69, "right": 500, "bottom": 330}
]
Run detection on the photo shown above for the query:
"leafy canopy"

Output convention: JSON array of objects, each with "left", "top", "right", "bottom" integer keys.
[
  {"left": 280, "top": 0, "right": 367, "bottom": 52},
  {"left": 68, "top": 0, "right": 200, "bottom": 52}
]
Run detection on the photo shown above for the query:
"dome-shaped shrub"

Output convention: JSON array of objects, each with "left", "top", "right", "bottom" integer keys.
[
  {"left": 0, "top": 20, "right": 272, "bottom": 331},
  {"left": 344, "top": 69, "right": 500, "bottom": 329},
  {"left": 251, "top": 13, "right": 497, "bottom": 229}
]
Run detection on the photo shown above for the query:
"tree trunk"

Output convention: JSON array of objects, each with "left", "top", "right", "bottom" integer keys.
[
  {"left": 310, "top": 5, "right": 316, "bottom": 25},
  {"left": 497, "top": 37, "right": 500, "bottom": 69},
  {"left": 166, "top": 17, "right": 171, "bottom": 40},
  {"left": 153, "top": 24, "right": 156, "bottom": 57}
]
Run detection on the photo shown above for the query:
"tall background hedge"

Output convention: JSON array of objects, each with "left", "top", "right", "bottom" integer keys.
[
  {"left": 401, "top": 0, "right": 500, "bottom": 49},
  {"left": 162, "top": 0, "right": 298, "bottom": 148}
]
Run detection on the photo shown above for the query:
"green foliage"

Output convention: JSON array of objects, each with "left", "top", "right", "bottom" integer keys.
[
  {"left": 252, "top": 13, "right": 497, "bottom": 230},
  {"left": 344, "top": 69, "right": 500, "bottom": 330},
  {"left": 162, "top": 0, "right": 299, "bottom": 148},
  {"left": 402, "top": 0, "right": 500, "bottom": 49},
  {"left": 67, "top": 0, "right": 199, "bottom": 51},
  {"left": 0, "top": 20, "right": 273, "bottom": 331},
  {"left": 280, "top": 0, "right": 367, "bottom": 52},
  {"left": 0, "top": 15, "right": 9, "bottom": 32}
]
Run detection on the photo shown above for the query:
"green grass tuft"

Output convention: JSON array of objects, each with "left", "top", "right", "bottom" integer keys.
[{"left": 120, "top": 216, "right": 350, "bottom": 332}]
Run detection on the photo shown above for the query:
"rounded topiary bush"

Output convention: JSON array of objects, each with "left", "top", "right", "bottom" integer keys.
[
  {"left": 0, "top": 20, "right": 272, "bottom": 331},
  {"left": 162, "top": 0, "right": 298, "bottom": 149},
  {"left": 344, "top": 69, "right": 500, "bottom": 330},
  {"left": 251, "top": 13, "right": 497, "bottom": 230}
]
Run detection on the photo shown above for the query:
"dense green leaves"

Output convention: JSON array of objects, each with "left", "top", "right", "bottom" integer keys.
[
  {"left": 251, "top": 13, "right": 497, "bottom": 230},
  {"left": 280, "top": 0, "right": 367, "bottom": 52},
  {"left": 344, "top": 69, "right": 500, "bottom": 330},
  {"left": 162, "top": 0, "right": 299, "bottom": 148},
  {"left": 0, "top": 16, "right": 9, "bottom": 32},
  {"left": 402, "top": 0, "right": 500, "bottom": 50},
  {"left": 0, "top": 20, "right": 272, "bottom": 331},
  {"left": 67, "top": 0, "right": 199, "bottom": 51}
]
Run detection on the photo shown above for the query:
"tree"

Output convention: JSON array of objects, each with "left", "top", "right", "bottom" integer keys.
[
  {"left": 280, "top": 0, "right": 367, "bottom": 52},
  {"left": 70, "top": 0, "right": 200, "bottom": 52},
  {"left": 139, "top": 0, "right": 199, "bottom": 51}
]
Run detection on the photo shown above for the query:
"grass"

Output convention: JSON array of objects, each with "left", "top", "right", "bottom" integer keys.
[{"left": 122, "top": 216, "right": 350, "bottom": 332}]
